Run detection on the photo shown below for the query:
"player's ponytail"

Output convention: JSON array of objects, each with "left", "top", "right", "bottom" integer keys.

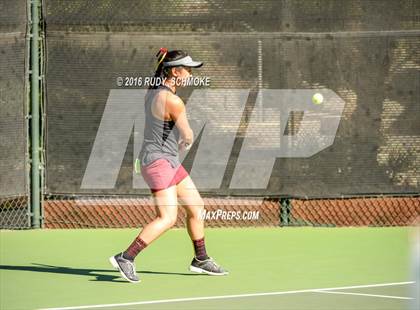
[
  {"left": 154, "top": 47, "right": 167, "bottom": 76},
  {"left": 149, "top": 48, "right": 188, "bottom": 89}
]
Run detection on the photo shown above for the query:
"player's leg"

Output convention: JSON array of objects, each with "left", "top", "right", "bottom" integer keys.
[
  {"left": 110, "top": 186, "right": 178, "bottom": 283},
  {"left": 177, "top": 175, "right": 205, "bottom": 244},
  {"left": 177, "top": 176, "right": 228, "bottom": 275},
  {"left": 136, "top": 185, "right": 179, "bottom": 245}
]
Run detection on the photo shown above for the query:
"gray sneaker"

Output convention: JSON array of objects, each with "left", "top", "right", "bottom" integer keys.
[
  {"left": 109, "top": 253, "right": 140, "bottom": 283},
  {"left": 189, "top": 257, "right": 229, "bottom": 276}
]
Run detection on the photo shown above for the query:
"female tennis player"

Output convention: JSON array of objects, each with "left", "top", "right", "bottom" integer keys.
[{"left": 110, "top": 48, "right": 228, "bottom": 283}]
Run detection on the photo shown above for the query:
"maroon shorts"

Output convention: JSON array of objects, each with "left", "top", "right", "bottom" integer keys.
[{"left": 141, "top": 158, "right": 189, "bottom": 192}]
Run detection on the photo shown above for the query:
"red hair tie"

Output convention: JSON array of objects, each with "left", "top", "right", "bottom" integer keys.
[
  {"left": 155, "top": 47, "right": 168, "bottom": 70},
  {"left": 156, "top": 47, "right": 168, "bottom": 57}
]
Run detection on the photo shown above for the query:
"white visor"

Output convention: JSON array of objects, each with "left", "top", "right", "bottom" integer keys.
[{"left": 163, "top": 55, "right": 203, "bottom": 68}]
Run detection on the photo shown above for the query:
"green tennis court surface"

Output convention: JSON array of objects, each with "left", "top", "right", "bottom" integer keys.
[{"left": 0, "top": 227, "right": 416, "bottom": 310}]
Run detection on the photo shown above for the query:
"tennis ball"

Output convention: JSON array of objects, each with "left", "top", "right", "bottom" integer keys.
[{"left": 312, "top": 93, "right": 323, "bottom": 104}]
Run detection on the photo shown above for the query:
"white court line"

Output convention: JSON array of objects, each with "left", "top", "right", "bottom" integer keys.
[
  {"left": 315, "top": 290, "right": 413, "bottom": 300},
  {"left": 39, "top": 281, "right": 414, "bottom": 310}
]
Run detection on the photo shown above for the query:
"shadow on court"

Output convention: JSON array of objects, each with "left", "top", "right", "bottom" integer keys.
[{"left": 0, "top": 263, "right": 200, "bottom": 283}]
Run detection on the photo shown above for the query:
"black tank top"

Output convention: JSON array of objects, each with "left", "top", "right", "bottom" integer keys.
[{"left": 139, "top": 85, "right": 181, "bottom": 168}]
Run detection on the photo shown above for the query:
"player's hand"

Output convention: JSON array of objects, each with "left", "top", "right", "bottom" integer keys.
[{"left": 178, "top": 139, "right": 192, "bottom": 151}]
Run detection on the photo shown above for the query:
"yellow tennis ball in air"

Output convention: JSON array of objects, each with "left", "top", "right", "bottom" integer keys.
[{"left": 312, "top": 93, "right": 324, "bottom": 104}]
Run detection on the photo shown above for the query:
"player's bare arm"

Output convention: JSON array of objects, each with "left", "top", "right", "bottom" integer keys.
[{"left": 167, "top": 95, "right": 194, "bottom": 148}]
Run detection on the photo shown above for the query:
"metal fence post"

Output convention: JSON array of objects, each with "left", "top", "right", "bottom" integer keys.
[
  {"left": 280, "top": 198, "right": 291, "bottom": 226},
  {"left": 30, "top": 0, "right": 41, "bottom": 228}
]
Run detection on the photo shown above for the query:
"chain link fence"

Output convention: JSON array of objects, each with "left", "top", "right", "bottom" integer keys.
[
  {"left": 1, "top": 0, "right": 419, "bottom": 229},
  {"left": 0, "top": 196, "right": 30, "bottom": 229},
  {"left": 43, "top": 195, "right": 279, "bottom": 228},
  {"left": 42, "top": 195, "right": 419, "bottom": 228},
  {"left": 285, "top": 196, "right": 420, "bottom": 227},
  {"left": 0, "top": 0, "right": 31, "bottom": 229}
]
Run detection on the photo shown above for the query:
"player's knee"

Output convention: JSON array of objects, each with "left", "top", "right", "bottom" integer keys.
[
  {"left": 168, "top": 215, "right": 178, "bottom": 227},
  {"left": 188, "top": 201, "right": 205, "bottom": 220},
  {"left": 160, "top": 214, "right": 177, "bottom": 229}
]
